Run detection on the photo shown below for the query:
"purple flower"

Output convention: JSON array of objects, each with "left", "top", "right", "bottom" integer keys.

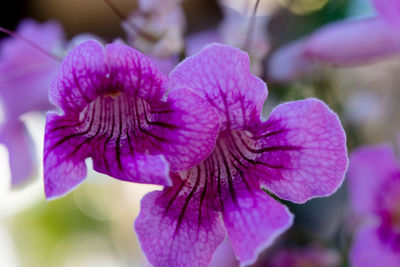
[
  {"left": 210, "top": 239, "right": 340, "bottom": 267},
  {"left": 43, "top": 40, "right": 219, "bottom": 199},
  {"left": 268, "top": 1, "right": 400, "bottom": 82},
  {"left": 122, "top": 0, "right": 185, "bottom": 74},
  {"left": 136, "top": 0, "right": 185, "bottom": 14},
  {"left": 265, "top": 245, "right": 340, "bottom": 267},
  {"left": 0, "top": 19, "right": 64, "bottom": 187},
  {"left": 348, "top": 144, "right": 400, "bottom": 267},
  {"left": 135, "top": 44, "right": 348, "bottom": 267},
  {"left": 186, "top": 6, "right": 270, "bottom": 76}
]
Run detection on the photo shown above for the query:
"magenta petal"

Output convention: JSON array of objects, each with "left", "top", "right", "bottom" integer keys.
[
  {"left": 105, "top": 43, "right": 168, "bottom": 102},
  {"left": 45, "top": 41, "right": 221, "bottom": 196},
  {"left": 50, "top": 41, "right": 168, "bottom": 113},
  {"left": 255, "top": 98, "right": 348, "bottom": 203},
  {"left": 303, "top": 17, "right": 400, "bottom": 65},
  {"left": 135, "top": 189, "right": 226, "bottom": 267},
  {"left": 374, "top": 0, "right": 400, "bottom": 31},
  {"left": 149, "top": 88, "right": 220, "bottom": 171},
  {"left": 0, "top": 121, "right": 35, "bottom": 187},
  {"left": 44, "top": 102, "right": 172, "bottom": 198},
  {"left": 350, "top": 225, "right": 400, "bottom": 267},
  {"left": 44, "top": 113, "right": 88, "bottom": 199},
  {"left": 348, "top": 144, "right": 399, "bottom": 216},
  {"left": 49, "top": 40, "right": 107, "bottom": 113},
  {"left": 223, "top": 187, "right": 293, "bottom": 266},
  {"left": 92, "top": 150, "right": 170, "bottom": 186},
  {"left": 170, "top": 43, "right": 267, "bottom": 131}
]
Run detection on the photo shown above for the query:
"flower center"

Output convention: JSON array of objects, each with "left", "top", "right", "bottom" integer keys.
[{"left": 76, "top": 92, "right": 152, "bottom": 147}]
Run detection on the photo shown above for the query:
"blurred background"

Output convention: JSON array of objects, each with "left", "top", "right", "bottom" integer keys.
[{"left": 1, "top": 0, "right": 400, "bottom": 266}]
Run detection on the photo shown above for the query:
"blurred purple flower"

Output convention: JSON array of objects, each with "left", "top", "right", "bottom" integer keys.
[
  {"left": 135, "top": 44, "right": 348, "bottom": 267},
  {"left": 186, "top": 6, "right": 269, "bottom": 76},
  {"left": 268, "top": 0, "right": 400, "bottom": 82},
  {"left": 348, "top": 144, "right": 400, "bottom": 267},
  {"left": 210, "top": 239, "right": 340, "bottom": 267},
  {"left": 122, "top": 0, "right": 185, "bottom": 73},
  {"left": 43, "top": 40, "right": 219, "bottom": 199},
  {"left": 265, "top": 245, "right": 340, "bottom": 267},
  {"left": 0, "top": 19, "right": 64, "bottom": 187},
  {"left": 373, "top": 0, "right": 400, "bottom": 30},
  {"left": 136, "top": 0, "right": 185, "bottom": 14}
]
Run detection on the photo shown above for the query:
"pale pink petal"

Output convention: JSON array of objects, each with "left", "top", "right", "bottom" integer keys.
[{"left": 304, "top": 17, "right": 400, "bottom": 65}]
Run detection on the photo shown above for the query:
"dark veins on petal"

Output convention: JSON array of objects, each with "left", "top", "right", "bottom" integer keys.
[
  {"left": 47, "top": 92, "right": 179, "bottom": 168},
  {"left": 163, "top": 129, "right": 300, "bottom": 235}
]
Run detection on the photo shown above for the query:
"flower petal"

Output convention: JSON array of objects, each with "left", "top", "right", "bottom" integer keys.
[
  {"left": 0, "top": 121, "right": 35, "bottom": 187},
  {"left": 253, "top": 99, "right": 348, "bottom": 203},
  {"left": 46, "top": 41, "right": 219, "bottom": 195},
  {"left": 135, "top": 187, "right": 226, "bottom": 267},
  {"left": 149, "top": 88, "right": 220, "bottom": 171},
  {"left": 49, "top": 40, "right": 106, "bottom": 113},
  {"left": 170, "top": 43, "right": 267, "bottom": 131},
  {"left": 303, "top": 17, "right": 400, "bottom": 65},
  {"left": 210, "top": 239, "right": 238, "bottom": 267},
  {"left": 374, "top": 0, "right": 400, "bottom": 31},
  {"left": 350, "top": 225, "right": 400, "bottom": 267},
  {"left": 0, "top": 19, "right": 63, "bottom": 65},
  {"left": 44, "top": 111, "right": 170, "bottom": 199},
  {"left": 50, "top": 41, "right": 167, "bottom": 113},
  {"left": 44, "top": 113, "right": 88, "bottom": 199},
  {"left": 348, "top": 144, "right": 399, "bottom": 216},
  {"left": 105, "top": 43, "right": 168, "bottom": 102},
  {"left": 223, "top": 187, "right": 293, "bottom": 266},
  {"left": 0, "top": 19, "right": 62, "bottom": 119}
]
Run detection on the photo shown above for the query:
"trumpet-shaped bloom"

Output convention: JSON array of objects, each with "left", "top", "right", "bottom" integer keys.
[
  {"left": 348, "top": 144, "right": 400, "bottom": 267},
  {"left": 268, "top": 1, "right": 400, "bottom": 82},
  {"left": 0, "top": 19, "right": 64, "bottom": 186},
  {"left": 43, "top": 40, "right": 219, "bottom": 199},
  {"left": 135, "top": 44, "right": 348, "bottom": 267}
]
